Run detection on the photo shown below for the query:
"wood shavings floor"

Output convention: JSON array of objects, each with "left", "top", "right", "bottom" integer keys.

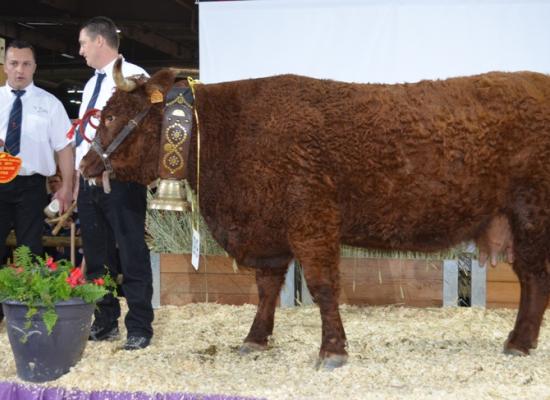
[{"left": 1, "top": 303, "right": 550, "bottom": 399}]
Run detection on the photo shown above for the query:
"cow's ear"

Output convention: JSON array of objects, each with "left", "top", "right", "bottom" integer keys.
[{"left": 145, "top": 69, "right": 177, "bottom": 101}]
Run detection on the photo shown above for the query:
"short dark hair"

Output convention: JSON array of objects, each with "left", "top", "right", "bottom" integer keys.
[
  {"left": 81, "top": 16, "right": 120, "bottom": 49},
  {"left": 7, "top": 39, "right": 36, "bottom": 61}
]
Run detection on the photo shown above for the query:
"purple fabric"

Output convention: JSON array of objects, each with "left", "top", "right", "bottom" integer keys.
[{"left": 0, "top": 382, "right": 265, "bottom": 400}]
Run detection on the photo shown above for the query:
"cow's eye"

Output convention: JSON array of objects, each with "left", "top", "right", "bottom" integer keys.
[{"left": 104, "top": 115, "right": 115, "bottom": 126}]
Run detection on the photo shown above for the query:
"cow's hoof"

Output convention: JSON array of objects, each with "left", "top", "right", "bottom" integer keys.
[
  {"left": 315, "top": 354, "right": 348, "bottom": 371},
  {"left": 503, "top": 339, "right": 530, "bottom": 356},
  {"left": 239, "top": 341, "right": 267, "bottom": 355},
  {"left": 504, "top": 330, "right": 536, "bottom": 355}
]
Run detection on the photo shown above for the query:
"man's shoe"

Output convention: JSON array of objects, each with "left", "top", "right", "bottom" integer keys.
[
  {"left": 89, "top": 323, "right": 120, "bottom": 341},
  {"left": 123, "top": 336, "right": 151, "bottom": 350}
]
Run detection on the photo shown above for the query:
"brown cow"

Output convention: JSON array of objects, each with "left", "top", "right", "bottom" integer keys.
[{"left": 81, "top": 59, "right": 550, "bottom": 369}]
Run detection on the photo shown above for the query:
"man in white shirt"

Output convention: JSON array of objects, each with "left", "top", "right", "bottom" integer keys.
[
  {"left": 75, "top": 16, "right": 153, "bottom": 351},
  {"left": 0, "top": 40, "right": 73, "bottom": 264}
]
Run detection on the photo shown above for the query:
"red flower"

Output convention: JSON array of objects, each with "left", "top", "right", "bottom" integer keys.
[
  {"left": 8, "top": 263, "right": 24, "bottom": 274},
  {"left": 46, "top": 257, "right": 57, "bottom": 271},
  {"left": 93, "top": 277, "right": 105, "bottom": 286},
  {"left": 66, "top": 267, "right": 86, "bottom": 288}
]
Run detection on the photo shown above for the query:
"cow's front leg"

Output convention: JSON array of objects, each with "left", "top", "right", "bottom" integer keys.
[{"left": 240, "top": 264, "right": 289, "bottom": 354}]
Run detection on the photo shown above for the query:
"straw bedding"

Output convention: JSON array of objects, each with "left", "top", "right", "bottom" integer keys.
[{"left": 1, "top": 303, "right": 550, "bottom": 399}]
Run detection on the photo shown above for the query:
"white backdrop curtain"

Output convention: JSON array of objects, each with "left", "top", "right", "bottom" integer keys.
[{"left": 199, "top": 0, "right": 550, "bottom": 84}]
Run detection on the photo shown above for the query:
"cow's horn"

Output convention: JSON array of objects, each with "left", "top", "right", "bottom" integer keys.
[
  {"left": 169, "top": 67, "right": 199, "bottom": 78},
  {"left": 113, "top": 56, "right": 137, "bottom": 92}
]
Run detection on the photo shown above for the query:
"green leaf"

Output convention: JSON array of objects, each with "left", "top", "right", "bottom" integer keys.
[
  {"left": 43, "top": 308, "right": 58, "bottom": 335},
  {"left": 0, "top": 245, "right": 116, "bottom": 336}
]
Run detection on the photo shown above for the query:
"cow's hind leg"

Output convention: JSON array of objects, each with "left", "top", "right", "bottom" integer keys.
[
  {"left": 240, "top": 264, "right": 289, "bottom": 354},
  {"left": 287, "top": 203, "right": 346, "bottom": 369},
  {"left": 284, "top": 132, "right": 346, "bottom": 369},
  {"left": 505, "top": 271, "right": 549, "bottom": 355},
  {"left": 504, "top": 185, "right": 550, "bottom": 355},
  {"left": 292, "top": 237, "right": 347, "bottom": 370}
]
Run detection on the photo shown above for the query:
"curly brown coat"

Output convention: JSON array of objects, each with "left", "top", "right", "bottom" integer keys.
[{"left": 81, "top": 65, "right": 550, "bottom": 368}]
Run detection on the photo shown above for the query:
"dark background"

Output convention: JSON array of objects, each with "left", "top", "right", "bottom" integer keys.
[{"left": 1, "top": 0, "right": 198, "bottom": 117}]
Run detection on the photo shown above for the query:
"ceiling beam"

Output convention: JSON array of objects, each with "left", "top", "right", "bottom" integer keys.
[
  {"left": 121, "top": 25, "right": 191, "bottom": 58},
  {"left": 39, "top": 0, "right": 78, "bottom": 13},
  {"left": 0, "top": 16, "right": 196, "bottom": 38},
  {"left": 173, "top": 0, "right": 198, "bottom": 34},
  {"left": 173, "top": 0, "right": 193, "bottom": 11},
  {"left": 35, "top": 0, "right": 192, "bottom": 58},
  {"left": 0, "top": 21, "right": 71, "bottom": 53}
]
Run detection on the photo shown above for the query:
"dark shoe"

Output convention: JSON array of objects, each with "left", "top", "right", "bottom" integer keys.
[
  {"left": 123, "top": 335, "right": 151, "bottom": 350},
  {"left": 89, "top": 323, "right": 120, "bottom": 341}
]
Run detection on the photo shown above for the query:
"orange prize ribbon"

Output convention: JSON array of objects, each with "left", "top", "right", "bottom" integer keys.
[{"left": 0, "top": 152, "right": 22, "bottom": 183}]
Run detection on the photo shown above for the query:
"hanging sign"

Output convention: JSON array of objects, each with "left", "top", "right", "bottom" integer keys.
[
  {"left": 191, "top": 228, "right": 200, "bottom": 270},
  {"left": 0, "top": 152, "right": 21, "bottom": 183}
]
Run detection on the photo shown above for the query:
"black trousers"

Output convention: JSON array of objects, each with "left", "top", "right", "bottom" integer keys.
[
  {"left": 78, "top": 177, "right": 153, "bottom": 338},
  {"left": 0, "top": 174, "right": 47, "bottom": 263}
]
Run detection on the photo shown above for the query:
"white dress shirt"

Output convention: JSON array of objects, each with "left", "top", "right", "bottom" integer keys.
[
  {"left": 74, "top": 56, "right": 148, "bottom": 168},
  {"left": 0, "top": 83, "right": 72, "bottom": 176}
]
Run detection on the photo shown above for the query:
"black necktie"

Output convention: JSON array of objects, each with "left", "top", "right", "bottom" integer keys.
[
  {"left": 5, "top": 89, "right": 26, "bottom": 156},
  {"left": 76, "top": 72, "right": 106, "bottom": 146}
]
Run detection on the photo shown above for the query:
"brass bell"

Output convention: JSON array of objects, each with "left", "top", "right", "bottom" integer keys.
[{"left": 149, "top": 178, "right": 190, "bottom": 211}]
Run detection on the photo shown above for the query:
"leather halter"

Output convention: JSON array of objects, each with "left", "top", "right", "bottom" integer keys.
[
  {"left": 90, "top": 105, "right": 151, "bottom": 174},
  {"left": 88, "top": 82, "right": 194, "bottom": 180}
]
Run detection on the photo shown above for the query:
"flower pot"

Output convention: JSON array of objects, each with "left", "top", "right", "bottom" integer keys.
[{"left": 2, "top": 298, "right": 95, "bottom": 382}]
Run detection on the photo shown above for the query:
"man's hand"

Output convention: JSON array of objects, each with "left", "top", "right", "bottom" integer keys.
[
  {"left": 54, "top": 144, "right": 75, "bottom": 214},
  {"left": 53, "top": 184, "right": 73, "bottom": 214}
]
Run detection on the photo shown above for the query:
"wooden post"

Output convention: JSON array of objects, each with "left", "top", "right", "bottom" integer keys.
[
  {"left": 0, "top": 37, "right": 5, "bottom": 86},
  {"left": 279, "top": 260, "right": 296, "bottom": 307},
  {"left": 150, "top": 252, "right": 161, "bottom": 309},
  {"left": 300, "top": 263, "right": 314, "bottom": 306},
  {"left": 70, "top": 222, "right": 76, "bottom": 266},
  {"left": 470, "top": 259, "right": 486, "bottom": 307},
  {"left": 443, "top": 259, "right": 458, "bottom": 306}
]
